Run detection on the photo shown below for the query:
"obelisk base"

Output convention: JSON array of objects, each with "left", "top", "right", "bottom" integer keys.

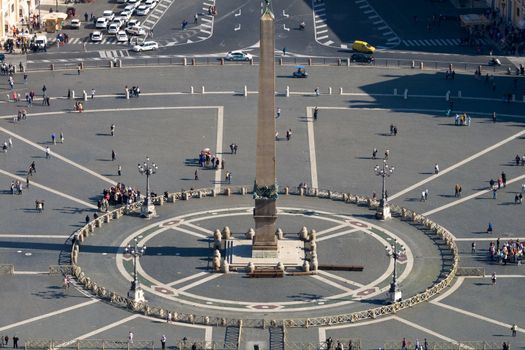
[{"left": 252, "top": 198, "right": 278, "bottom": 258}]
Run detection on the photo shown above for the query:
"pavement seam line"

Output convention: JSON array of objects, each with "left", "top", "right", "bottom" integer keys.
[
  {"left": 0, "top": 126, "right": 117, "bottom": 186},
  {"left": 392, "top": 316, "right": 463, "bottom": 345},
  {"left": 0, "top": 168, "right": 97, "bottom": 209},
  {"left": 215, "top": 106, "right": 223, "bottom": 193},
  {"left": 389, "top": 129, "right": 525, "bottom": 201},
  {"left": 0, "top": 299, "right": 98, "bottom": 332},
  {"left": 306, "top": 107, "right": 319, "bottom": 189}
]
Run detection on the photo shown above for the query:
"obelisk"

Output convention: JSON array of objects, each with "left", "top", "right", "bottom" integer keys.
[{"left": 252, "top": 4, "right": 278, "bottom": 258}]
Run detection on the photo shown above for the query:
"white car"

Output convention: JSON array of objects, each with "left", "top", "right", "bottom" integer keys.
[
  {"left": 126, "top": 25, "right": 147, "bottom": 36},
  {"left": 116, "top": 31, "right": 128, "bottom": 42},
  {"left": 124, "top": 4, "right": 137, "bottom": 12},
  {"left": 112, "top": 17, "right": 125, "bottom": 26},
  {"left": 126, "top": 19, "right": 141, "bottom": 28},
  {"left": 102, "top": 10, "right": 115, "bottom": 21},
  {"left": 128, "top": 0, "right": 139, "bottom": 4},
  {"left": 132, "top": 40, "right": 158, "bottom": 52},
  {"left": 117, "top": 0, "right": 127, "bottom": 3},
  {"left": 119, "top": 11, "right": 132, "bottom": 21},
  {"left": 144, "top": 0, "right": 157, "bottom": 9},
  {"left": 108, "top": 23, "right": 121, "bottom": 35},
  {"left": 69, "top": 19, "right": 81, "bottom": 29},
  {"left": 91, "top": 31, "right": 103, "bottom": 42},
  {"left": 225, "top": 50, "right": 253, "bottom": 61},
  {"left": 95, "top": 17, "right": 109, "bottom": 29},
  {"left": 135, "top": 5, "right": 150, "bottom": 16}
]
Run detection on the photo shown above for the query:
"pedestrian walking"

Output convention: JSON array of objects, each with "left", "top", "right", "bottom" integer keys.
[
  {"left": 194, "top": 13, "right": 198, "bottom": 24},
  {"left": 51, "top": 133, "right": 56, "bottom": 145},
  {"left": 42, "top": 84, "right": 47, "bottom": 97},
  {"left": 77, "top": 65, "right": 81, "bottom": 75},
  {"left": 60, "top": 132, "right": 64, "bottom": 143},
  {"left": 111, "top": 150, "right": 116, "bottom": 161},
  {"left": 372, "top": 148, "right": 378, "bottom": 159},
  {"left": 167, "top": 311, "right": 172, "bottom": 323},
  {"left": 45, "top": 146, "right": 50, "bottom": 159},
  {"left": 434, "top": 163, "right": 439, "bottom": 174},
  {"left": 491, "top": 272, "right": 496, "bottom": 285},
  {"left": 492, "top": 112, "right": 496, "bottom": 123},
  {"left": 23, "top": 74, "right": 28, "bottom": 84},
  {"left": 226, "top": 171, "right": 232, "bottom": 184},
  {"left": 91, "top": 89, "right": 95, "bottom": 99},
  {"left": 492, "top": 188, "right": 497, "bottom": 199},
  {"left": 8, "top": 137, "right": 12, "bottom": 148},
  {"left": 128, "top": 332, "right": 134, "bottom": 344},
  {"left": 26, "top": 176, "right": 29, "bottom": 189},
  {"left": 313, "top": 106, "right": 318, "bottom": 120},
  {"left": 314, "top": 87, "right": 320, "bottom": 96},
  {"left": 487, "top": 222, "right": 493, "bottom": 234},
  {"left": 110, "top": 124, "right": 115, "bottom": 136},
  {"left": 161, "top": 335, "right": 167, "bottom": 350},
  {"left": 4, "top": 335, "right": 9, "bottom": 346},
  {"left": 511, "top": 324, "right": 517, "bottom": 337},
  {"left": 282, "top": 47, "right": 286, "bottom": 56},
  {"left": 384, "top": 149, "right": 390, "bottom": 160},
  {"left": 194, "top": 169, "right": 199, "bottom": 180},
  {"left": 12, "top": 336, "right": 18, "bottom": 349},
  {"left": 117, "top": 165, "right": 122, "bottom": 176},
  {"left": 424, "top": 188, "right": 429, "bottom": 201},
  {"left": 471, "top": 242, "right": 476, "bottom": 254},
  {"left": 276, "top": 108, "right": 281, "bottom": 118}
]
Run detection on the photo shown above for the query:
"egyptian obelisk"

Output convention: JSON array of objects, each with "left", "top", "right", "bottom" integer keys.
[{"left": 252, "top": 3, "right": 278, "bottom": 258}]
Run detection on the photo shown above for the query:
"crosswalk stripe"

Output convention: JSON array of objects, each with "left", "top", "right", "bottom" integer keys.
[
  {"left": 445, "top": 39, "right": 454, "bottom": 45},
  {"left": 451, "top": 38, "right": 460, "bottom": 44},
  {"left": 378, "top": 25, "right": 388, "bottom": 30},
  {"left": 100, "top": 51, "right": 107, "bottom": 58},
  {"left": 423, "top": 39, "right": 431, "bottom": 45},
  {"left": 324, "top": 40, "right": 334, "bottom": 45},
  {"left": 359, "top": 4, "right": 369, "bottom": 8},
  {"left": 317, "top": 24, "right": 327, "bottom": 29},
  {"left": 373, "top": 20, "right": 383, "bottom": 24},
  {"left": 200, "top": 28, "right": 211, "bottom": 34},
  {"left": 317, "top": 35, "right": 329, "bottom": 40},
  {"left": 403, "top": 40, "right": 410, "bottom": 46},
  {"left": 317, "top": 29, "right": 328, "bottom": 34},
  {"left": 363, "top": 9, "right": 374, "bottom": 14},
  {"left": 428, "top": 39, "right": 438, "bottom": 46}
]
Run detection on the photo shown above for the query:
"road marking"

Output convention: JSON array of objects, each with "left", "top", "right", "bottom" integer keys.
[
  {"left": 0, "top": 127, "right": 117, "bottom": 186},
  {"left": 177, "top": 272, "right": 222, "bottom": 292},
  {"left": 319, "top": 315, "right": 395, "bottom": 342},
  {"left": 214, "top": 106, "right": 224, "bottom": 192},
  {"left": 171, "top": 226, "right": 208, "bottom": 239},
  {"left": 390, "top": 129, "right": 525, "bottom": 201},
  {"left": 431, "top": 277, "right": 464, "bottom": 303},
  {"left": 0, "top": 169, "right": 98, "bottom": 209},
  {"left": 167, "top": 271, "right": 209, "bottom": 287},
  {"left": 316, "top": 224, "right": 349, "bottom": 236},
  {"left": 455, "top": 237, "right": 525, "bottom": 241},
  {"left": 317, "top": 35, "right": 328, "bottom": 40},
  {"left": 306, "top": 107, "right": 319, "bottom": 190},
  {"left": 317, "top": 270, "right": 364, "bottom": 288},
  {"left": 393, "top": 316, "right": 463, "bottom": 344},
  {"left": 13, "top": 271, "right": 49, "bottom": 275},
  {"left": 182, "top": 222, "right": 213, "bottom": 235},
  {"left": 317, "top": 228, "right": 361, "bottom": 242},
  {"left": 0, "top": 299, "right": 98, "bottom": 332},
  {"left": 311, "top": 274, "right": 354, "bottom": 292},
  {"left": 431, "top": 301, "right": 525, "bottom": 334},
  {"left": 0, "top": 234, "right": 70, "bottom": 238}
]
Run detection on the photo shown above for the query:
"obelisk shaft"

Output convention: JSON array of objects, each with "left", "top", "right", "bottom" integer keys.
[{"left": 252, "top": 9, "right": 278, "bottom": 256}]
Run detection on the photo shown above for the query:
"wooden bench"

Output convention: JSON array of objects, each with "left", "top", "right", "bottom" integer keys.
[{"left": 248, "top": 268, "right": 284, "bottom": 278}]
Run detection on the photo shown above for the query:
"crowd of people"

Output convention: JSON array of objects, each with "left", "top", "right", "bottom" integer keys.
[
  {"left": 488, "top": 238, "right": 524, "bottom": 265},
  {"left": 99, "top": 183, "right": 141, "bottom": 212}
]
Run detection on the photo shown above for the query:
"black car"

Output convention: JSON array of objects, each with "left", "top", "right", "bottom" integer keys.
[{"left": 350, "top": 53, "right": 374, "bottom": 64}]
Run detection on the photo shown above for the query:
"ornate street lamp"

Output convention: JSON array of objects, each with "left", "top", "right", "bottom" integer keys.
[
  {"left": 138, "top": 156, "right": 158, "bottom": 218},
  {"left": 386, "top": 239, "right": 405, "bottom": 303},
  {"left": 374, "top": 159, "right": 395, "bottom": 220},
  {"left": 125, "top": 237, "right": 146, "bottom": 303}
]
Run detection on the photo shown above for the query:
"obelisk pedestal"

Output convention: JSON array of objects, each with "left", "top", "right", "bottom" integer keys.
[{"left": 252, "top": 7, "right": 279, "bottom": 258}]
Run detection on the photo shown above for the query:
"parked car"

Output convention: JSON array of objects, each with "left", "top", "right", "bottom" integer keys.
[
  {"left": 135, "top": 5, "right": 150, "bottom": 16},
  {"left": 352, "top": 40, "right": 376, "bottom": 54},
  {"left": 102, "top": 10, "right": 115, "bottom": 21},
  {"left": 112, "top": 17, "right": 125, "bottom": 26},
  {"left": 350, "top": 53, "right": 374, "bottom": 63},
  {"left": 126, "top": 19, "right": 141, "bottom": 28},
  {"left": 292, "top": 65, "right": 308, "bottom": 78},
  {"left": 108, "top": 23, "right": 121, "bottom": 35},
  {"left": 144, "top": 0, "right": 157, "bottom": 9},
  {"left": 95, "top": 17, "right": 109, "bottom": 29},
  {"left": 117, "top": 0, "right": 127, "bottom": 3},
  {"left": 224, "top": 50, "right": 253, "bottom": 61},
  {"left": 119, "top": 11, "right": 132, "bottom": 21},
  {"left": 124, "top": 4, "right": 137, "bottom": 12},
  {"left": 91, "top": 31, "right": 103, "bottom": 42},
  {"left": 116, "top": 31, "right": 128, "bottom": 42},
  {"left": 132, "top": 40, "right": 158, "bottom": 52},
  {"left": 69, "top": 19, "right": 81, "bottom": 29},
  {"left": 126, "top": 25, "right": 147, "bottom": 36}
]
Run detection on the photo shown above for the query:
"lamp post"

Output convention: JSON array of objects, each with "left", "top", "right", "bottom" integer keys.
[
  {"left": 138, "top": 156, "right": 158, "bottom": 219},
  {"left": 386, "top": 239, "right": 404, "bottom": 303},
  {"left": 124, "top": 237, "right": 146, "bottom": 303},
  {"left": 374, "top": 159, "right": 395, "bottom": 220}
]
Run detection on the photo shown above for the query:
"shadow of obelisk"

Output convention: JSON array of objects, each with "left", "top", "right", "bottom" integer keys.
[{"left": 252, "top": 4, "right": 279, "bottom": 259}]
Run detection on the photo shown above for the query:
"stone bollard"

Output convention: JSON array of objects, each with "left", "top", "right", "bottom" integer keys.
[
  {"left": 211, "top": 189, "right": 217, "bottom": 197},
  {"left": 83, "top": 90, "right": 88, "bottom": 101},
  {"left": 411, "top": 60, "right": 415, "bottom": 69},
  {"left": 277, "top": 262, "right": 285, "bottom": 273},
  {"left": 458, "top": 90, "right": 462, "bottom": 98},
  {"left": 309, "top": 241, "right": 317, "bottom": 253},
  {"left": 328, "top": 87, "right": 332, "bottom": 95},
  {"left": 222, "top": 226, "right": 231, "bottom": 239},
  {"left": 279, "top": 58, "right": 283, "bottom": 66},
  {"left": 299, "top": 226, "right": 308, "bottom": 240},
  {"left": 201, "top": 86, "right": 205, "bottom": 94},
  {"left": 346, "top": 58, "right": 350, "bottom": 66},
  {"left": 191, "top": 58, "right": 196, "bottom": 66},
  {"left": 419, "top": 62, "right": 424, "bottom": 70},
  {"left": 284, "top": 186, "right": 289, "bottom": 195},
  {"left": 183, "top": 58, "right": 187, "bottom": 66},
  {"left": 303, "top": 260, "right": 310, "bottom": 272},
  {"left": 104, "top": 214, "right": 111, "bottom": 223},
  {"left": 244, "top": 85, "right": 248, "bottom": 97},
  {"left": 340, "top": 87, "right": 343, "bottom": 95},
  {"left": 50, "top": 64, "right": 55, "bottom": 71},
  {"left": 114, "top": 210, "right": 122, "bottom": 219},
  {"left": 213, "top": 229, "right": 222, "bottom": 249},
  {"left": 95, "top": 219, "right": 102, "bottom": 228},
  {"left": 182, "top": 192, "right": 189, "bottom": 200},
  {"left": 523, "top": 95, "right": 525, "bottom": 103},
  {"left": 512, "top": 94, "right": 516, "bottom": 102},
  {"left": 446, "top": 91, "right": 450, "bottom": 101},
  {"left": 80, "top": 62, "right": 84, "bottom": 70},
  {"left": 240, "top": 187, "right": 247, "bottom": 195},
  {"left": 286, "top": 86, "right": 290, "bottom": 97},
  {"left": 117, "top": 60, "right": 122, "bottom": 68},
  {"left": 198, "top": 191, "right": 204, "bottom": 199},
  {"left": 276, "top": 228, "right": 284, "bottom": 240},
  {"left": 308, "top": 58, "right": 312, "bottom": 66},
  {"left": 248, "top": 262, "right": 255, "bottom": 274},
  {"left": 394, "top": 88, "right": 397, "bottom": 96},
  {"left": 71, "top": 90, "right": 76, "bottom": 99},
  {"left": 246, "top": 228, "right": 255, "bottom": 239},
  {"left": 158, "top": 196, "right": 164, "bottom": 205},
  {"left": 309, "top": 229, "right": 317, "bottom": 242},
  {"left": 299, "top": 188, "right": 304, "bottom": 196},
  {"left": 220, "top": 58, "right": 224, "bottom": 65},
  {"left": 225, "top": 188, "right": 231, "bottom": 196},
  {"left": 250, "top": 59, "right": 254, "bottom": 65},
  {"left": 311, "top": 257, "right": 318, "bottom": 271},
  {"left": 125, "top": 88, "right": 130, "bottom": 99},
  {"left": 337, "top": 58, "right": 341, "bottom": 66},
  {"left": 221, "top": 260, "right": 229, "bottom": 273},
  {"left": 404, "top": 89, "right": 408, "bottom": 100},
  {"left": 190, "top": 86, "right": 194, "bottom": 94}
]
